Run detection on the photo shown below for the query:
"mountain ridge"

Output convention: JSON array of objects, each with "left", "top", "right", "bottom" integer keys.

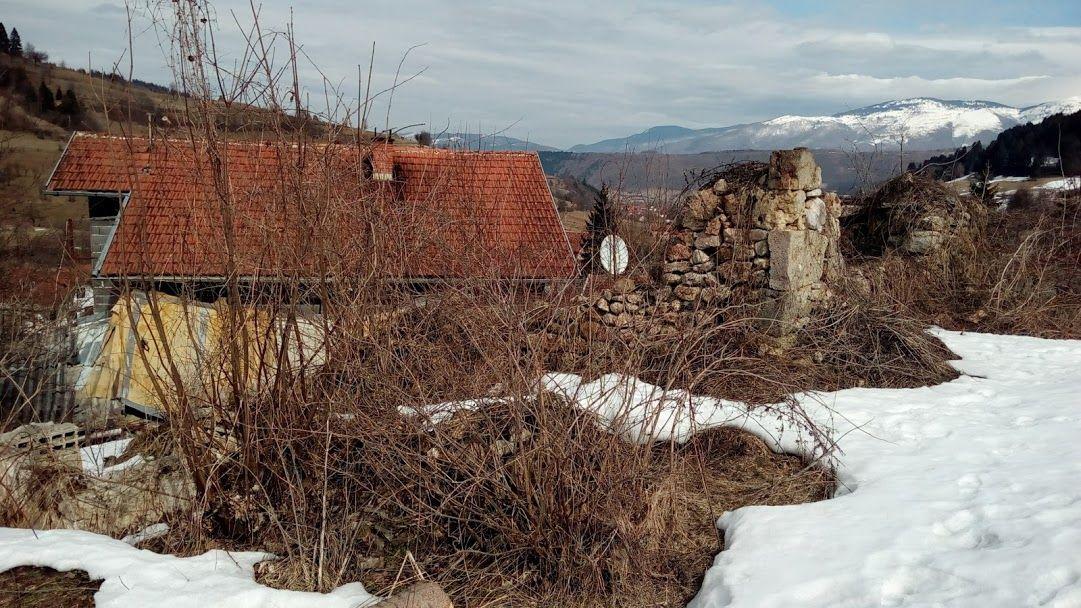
[{"left": 570, "top": 97, "right": 1081, "bottom": 153}]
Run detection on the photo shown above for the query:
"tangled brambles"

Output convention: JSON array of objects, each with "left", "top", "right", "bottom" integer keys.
[
  {"left": 324, "top": 393, "right": 833, "bottom": 606},
  {"left": 848, "top": 172, "right": 984, "bottom": 256},
  {"left": 848, "top": 188, "right": 1080, "bottom": 339}
]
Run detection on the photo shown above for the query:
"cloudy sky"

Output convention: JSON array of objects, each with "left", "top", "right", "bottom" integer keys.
[{"left": 7, "top": 0, "right": 1081, "bottom": 147}]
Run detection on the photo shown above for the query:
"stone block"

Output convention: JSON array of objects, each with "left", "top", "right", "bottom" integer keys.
[
  {"left": 691, "top": 249, "right": 711, "bottom": 264},
  {"left": 767, "top": 148, "right": 822, "bottom": 190},
  {"left": 700, "top": 285, "right": 732, "bottom": 304},
  {"left": 612, "top": 277, "right": 636, "bottom": 294},
  {"left": 734, "top": 244, "right": 756, "bottom": 260},
  {"left": 758, "top": 285, "right": 819, "bottom": 335},
  {"left": 694, "top": 234, "right": 721, "bottom": 249},
  {"left": 371, "top": 582, "right": 453, "bottom": 608},
  {"left": 682, "top": 272, "right": 708, "bottom": 286},
  {"left": 753, "top": 188, "right": 807, "bottom": 228},
  {"left": 704, "top": 217, "right": 722, "bottom": 236},
  {"left": 805, "top": 197, "right": 826, "bottom": 231},
  {"left": 903, "top": 230, "right": 946, "bottom": 255},
  {"left": 684, "top": 190, "right": 720, "bottom": 224},
  {"left": 768, "top": 229, "right": 828, "bottom": 291},
  {"left": 664, "top": 261, "right": 690, "bottom": 273},
  {"left": 721, "top": 193, "right": 743, "bottom": 218},
  {"left": 666, "top": 242, "right": 692, "bottom": 261},
  {"left": 718, "top": 261, "right": 754, "bottom": 283},
  {"left": 674, "top": 285, "right": 701, "bottom": 301}
]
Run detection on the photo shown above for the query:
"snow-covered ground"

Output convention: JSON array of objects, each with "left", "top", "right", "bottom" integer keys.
[
  {"left": 0, "top": 528, "right": 379, "bottom": 607},
  {"left": 549, "top": 329, "right": 1081, "bottom": 607},
  {"left": 1040, "top": 177, "right": 1081, "bottom": 191},
  {"left": 2, "top": 329, "right": 1080, "bottom": 607}
]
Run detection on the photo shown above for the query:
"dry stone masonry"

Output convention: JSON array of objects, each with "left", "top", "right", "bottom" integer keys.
[{"left": 590, "top": 148, "right": 842, "bottom": 336}]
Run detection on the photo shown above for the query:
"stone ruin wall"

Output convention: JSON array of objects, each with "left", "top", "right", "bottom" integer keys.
[{"left": 589, "top": 148, "right": 844, "bottom": 336}]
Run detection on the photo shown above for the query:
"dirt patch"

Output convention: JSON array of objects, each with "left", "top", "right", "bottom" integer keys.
[{"left": 0, "top": 566, "right": 101, "bottom": 608}]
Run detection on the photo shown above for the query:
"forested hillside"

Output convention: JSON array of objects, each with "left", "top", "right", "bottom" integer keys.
[{"left": 913, "top": 110, "right": 1081, "bottom": 179}]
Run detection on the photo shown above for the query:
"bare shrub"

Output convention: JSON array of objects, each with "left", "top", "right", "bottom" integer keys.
[
  {"left": 846, "top": 172, "right": 982, "bottom": 256},
  {"left": 847, "top": 192, "right": 1080, "bottom": 339}
]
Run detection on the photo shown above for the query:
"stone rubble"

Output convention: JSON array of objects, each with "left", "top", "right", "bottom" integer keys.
[{"left": 586, "top": 148, "right": 843, "bottom": 336}]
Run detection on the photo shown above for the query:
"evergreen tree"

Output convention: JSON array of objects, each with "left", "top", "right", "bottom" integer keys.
[
  {"left": 0, "top": 23, "right": 9, "bottom": 55},
  {"left": 22, "top": 79, "right": 37, "bottom": 105},
  {"left": 8, "top": 28, "right": 21, "bottom": 57},
  {"left": 59, "top": 88, "right": 80, "bottom": 116},
  {"left": 579, "top": 185, "right": 619, "bottom": 274},
  {"left": 37, "top": 81, "right": 54, "bottom": 113},
  {"left": 55, "top": 87, "right": 63, "bottom": 103}
]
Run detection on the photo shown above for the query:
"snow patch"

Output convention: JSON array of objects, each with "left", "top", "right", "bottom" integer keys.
[
  {"left": 1039, "top": 177, "right": 1081, "bottom": 191},
  {"left": 0, "top": 528, "right": 380, "bottom": 608},
  {"left": 80, "top": 439, "right": 137, "bottom": 477},
  {"left": 541, "top": 372, "right": 827, "bottom": 461},
  {"left": 686, "top": 329, "right": 1081, "bottom": 607}
]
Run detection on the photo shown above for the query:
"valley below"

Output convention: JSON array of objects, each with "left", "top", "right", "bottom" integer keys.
[{"left": 540, "top": 148, "right": 950, "bottom": 194}]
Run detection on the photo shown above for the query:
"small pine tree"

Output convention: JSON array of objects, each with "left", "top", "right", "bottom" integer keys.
[
  {"left": 37, "top": 81, "right": 54, "bottom": 113},
  {"left": 8, "top": 28, "right": 21, "bottom": 57},
  {"left": 0, "top": 23, "right": 9, "bottom": 55},
  {"left": 59, "top": 88, "right": 80, "bottom": 117},
  {"left": 22, "top": 81, "right": 37, "bottom": 105},
  {"left": 579, "top": 185, "right": 619, "bottom": 274}
]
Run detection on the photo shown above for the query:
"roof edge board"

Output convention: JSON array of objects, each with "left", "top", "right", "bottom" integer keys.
[{"left": 41, "top": 131, "right": 78, "bottom": 194}]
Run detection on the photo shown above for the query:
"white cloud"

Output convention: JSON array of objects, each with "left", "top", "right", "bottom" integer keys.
[{"left": 6, "top": 0, "right": 1081, "bottom": 147}]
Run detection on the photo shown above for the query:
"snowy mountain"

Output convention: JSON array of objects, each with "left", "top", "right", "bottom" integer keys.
[{"left": 570, "top": 97, "right": 1081, "bottom": 153}]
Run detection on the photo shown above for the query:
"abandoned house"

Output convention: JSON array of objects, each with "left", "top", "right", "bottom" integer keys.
[{"left": 45, "top": 132, "right": 577, "bottom": 313}]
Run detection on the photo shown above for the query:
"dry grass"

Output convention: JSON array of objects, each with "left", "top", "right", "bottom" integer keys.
[
  {"left": 848, "top": 189, "right": 1081, "bottom": 339},
  {"left": 236, "top": 394, "right": 832, "bottom": 607},
  {"left": 0, "top": 567, "right": 100, "bottom": 608},
  {"left": 95, "top": 285, "right": 838, "bottom": 608}
]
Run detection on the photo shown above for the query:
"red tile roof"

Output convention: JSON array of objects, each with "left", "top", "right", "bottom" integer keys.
[
  {"left": 47, "top": 133, "right": 575, "bottom": 280},
  {"left": 565, "top": 230, "right": 589, "bottom": 258}
]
